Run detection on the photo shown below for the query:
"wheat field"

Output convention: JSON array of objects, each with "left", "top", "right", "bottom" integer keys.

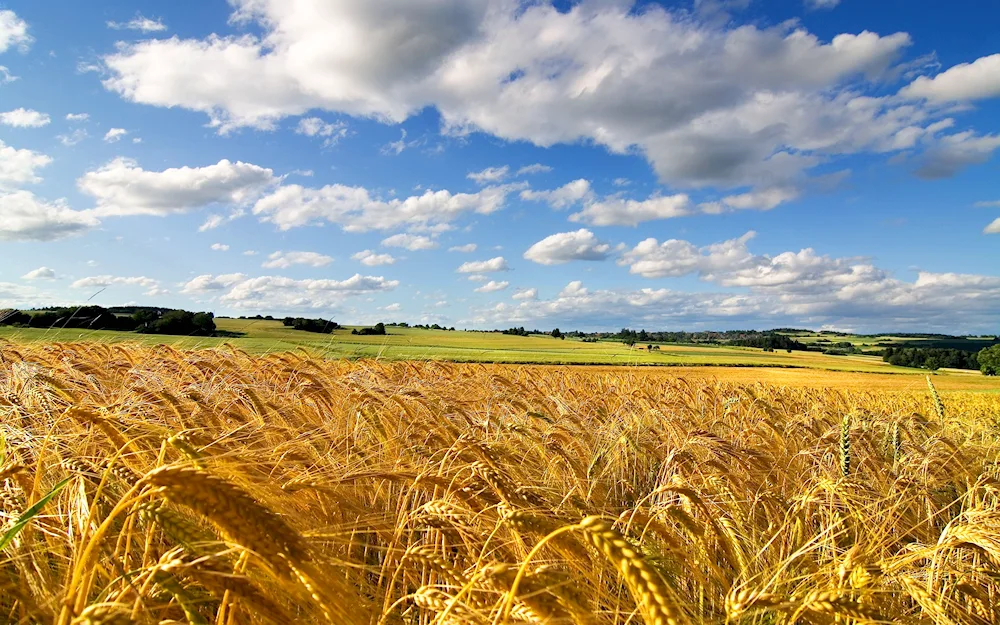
[{"left": 2, "top": 341, "right": 1000, "bottom": 624}]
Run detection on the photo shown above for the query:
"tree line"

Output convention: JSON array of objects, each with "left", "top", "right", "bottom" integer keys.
[
  {"left": 882, "top": 345, "right": 1000, "bottom": 375},
  {"left": 0, "top": 306, "right": 217, "bottom": 336}
]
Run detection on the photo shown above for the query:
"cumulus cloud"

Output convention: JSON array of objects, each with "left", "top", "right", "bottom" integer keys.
[
  {"left": 523, "top": 229, "right": 612, "bottom": 265},
  {"left": 914, "top": 132, "right": 1000, "bottom": 179},
  {"left": 714, "top": 187, "right": 800, "bottom": 212},
  {"left": 0, "top": 140, "right": 52, "bottom": 189},
  {"left": 66, "top": 113, "right": 90, "bottom": 122},
  {"left": 107, "top": 15, "right": 167, "bottom": 33},
  {"left": 262, "top": 251, "right": 334, "bottom": 268},
  {"left": 512, "top": 288, "right": 537, "bottom": 301},
  {"left": 253, "top": 182, "right": 516, "bottom": 232},
  {"left": 985, "top": 218, "right": 1000, "bottom": 235},
  {"left": 352, "top": 249, "right": 397, "bottom": 266},
  {"left": 295, "top": 117, "right": 348, "bottom": 146},
  {"left": 520, "top": 179, "right": 592, "bottom": 209},
  {"left": 516, "top": 164, "right": 552, "bottom": 176},
  {"left": 21, "top": 267, "right": 56, "bottom": 280},
  {"left": 71, "top": 275, "right": 159, "bottom": 291},
  {"left": 79, "top": 157, "right": 278, "bottom": 217},
  {"left": 181, "top": 272, "right": 399, "bottom": 311},
  {"left": 457, "top": 256, "right": 509, "bottom": 273},
  {"left": 0, "top": 10, "right": 31, "bottom": 54},
  {"left": 0, "top": 191, "right": 98, "bottom": 241},
  {"left": 449, "top": 243, "right": 477, "bottom": 253},
  {"left": 571, "top": 193, "right": 691, "bottom": 227},
  {"left": 467, "top": 166, "right": 509, "bottom": 184},
  {"left": 210, "top": 243, "right": 230, "bottom": 251},
  {"left": 0, "top": 66, "right": 16, "bottom": 84},
  {"left": 0, "top": 108, "right": 50, "bottom": 128},
  {"left": 99, "top": 1, "right": 970, "bottom": 196},
  {"left": 469, "top": 262, "right": 1000, "bottom": 333},
  {"left": 901, "top": 54, "right": 1000, "bottom": 102},
  {"left": 57, "top": 130, "right": 88, "bottom": 146},
  {"left": 381, "top": 233, "right": 438, "bottom": 250},
  {"left": 474, "top": 280, "right": 509, "bottom": 293},
  {"left": 103, "top": 128, "right": 127, "bottom": 142},
  {"left": 805, "top": 0, "right": 841, "bottom": 9}
]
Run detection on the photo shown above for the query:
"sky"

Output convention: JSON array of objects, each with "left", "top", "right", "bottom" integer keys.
[{"left": 1, "top": 0, "right": 999, "bottom": 333}]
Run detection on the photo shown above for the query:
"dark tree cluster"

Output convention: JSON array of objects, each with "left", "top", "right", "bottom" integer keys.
[
  {"left": 352, "top": 323, "right": 387, "bottom": 336},
  {"left": 282, "top": 317, "right": 339, "bottom": 334},
  {"left": 609, "top": 328, "right": 808, "bottom": 350},
  {"left": 980, "top": 345, "right": 1000, "bottom": 376},
  {"left": 1, "top": 306, "right": 216, "bottom": 336},
  {"left": 881, "top": 347, "right": 981, "bottom": 371},
  {"left": 410, "top": 323, "right": 456, "bottom": 331},
  {"left": 134, "top": 310, "right": 217, "bottom": 336}
]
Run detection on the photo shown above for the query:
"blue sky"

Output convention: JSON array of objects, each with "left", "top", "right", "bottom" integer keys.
[{"left": 1, "top": 0, "right": 998, "bottom": 333}]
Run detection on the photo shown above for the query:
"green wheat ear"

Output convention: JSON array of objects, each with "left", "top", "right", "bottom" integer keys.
[
  {"left": 926, "top": 376, "right": 945, "bottom": 422},
  {"left": 840, "top": 413, "right": 851, "bottom": 478}
]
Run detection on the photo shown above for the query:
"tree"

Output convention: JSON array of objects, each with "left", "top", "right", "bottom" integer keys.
[
  {"left": 979, "top": 345, "right": 1000, "bottom": 376},
  {"left": 192, "top": 312, "right": 216, "bottom": 334},
  {"left": 551, "top": 328, "right": 562, "bottom": 339}
]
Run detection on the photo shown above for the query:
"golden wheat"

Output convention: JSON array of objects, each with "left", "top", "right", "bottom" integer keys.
[{"left": 0, "top": 340, "right": 997, "bottom": 624}]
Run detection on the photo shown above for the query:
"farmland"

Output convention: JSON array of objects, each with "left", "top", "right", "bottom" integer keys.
[
  {"left": 2, "top": 318, "right": 996, "bottom": 382},
  {"left": 2, "top": 342, "right": 1000, "bottom": 624}
]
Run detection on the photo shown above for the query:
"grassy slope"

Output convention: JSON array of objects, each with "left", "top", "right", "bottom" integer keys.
[{"left": 2, "top": 318, "right": 995, "bottom": 382}]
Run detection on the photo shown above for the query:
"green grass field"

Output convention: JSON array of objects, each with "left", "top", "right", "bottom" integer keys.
[{"left": 0, "top": 318, "right": 988, "bottom": 377}]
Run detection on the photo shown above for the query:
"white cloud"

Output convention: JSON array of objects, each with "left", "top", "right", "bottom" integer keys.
[
  {"left": 621, "top": 232, "right": 757, "bottom": 279},
  {"left": 467, "top": 274, "right": 488, "bottom": 282},
  {"left": 474, "top": 280, "right": 509, "bottom": 293},
  {"left": 71, "top": 275, "right": 159, "bottom": 290},
  {"left": 0, "top": 66, "right": 18, "bottom": 84},
  {"left": 57, "top": 130, "right": 88, "bottom": 146},
  {"left": 915, "top": 132, "right": 1000, "bottom": 179},
  {"left": 520, "top": 179, "right": 592, "bottom": 209},
  {"left": 467, "top": 166, "right": 509, "bottom": 184},
  {"left": 99, "top": 1, "right": 940, "bottom": 197},
  {"left": 0, "top": 140, "right": 52, "bottom": 189},
  {"left": 107, "top": 15, "right": 167, "bottom": 33},
  {"left": 383, "top": 302, "right": 402, "bottom": 312},
  {"left": 612, "top": 178, "right": 630, "bottom": 187},
  {"left": 65, "top": 113, "right": 90, "bottom": 122},
  {"left": 469, "top": 264, "right": 1000, "bottom": 333},
  {"left": 253, "top": 182, "right": 516, "bottom": 232},
  {"left": 243, "top": 250, "right": 258, "bottom": 256},
  {"left": 103, "top": 128, "right": 128, "bottom": 142},
  {"left": 198, "top": 215, "right": 225, "bottom": 231},
  {"left": 381, "top": 129, "right": 417, "bottom": 155},
  {"left": 985, "top": 218, "right": 1000, "bottom": 235},
  {"left": 570, "top": 193, "right": 691, "bottom": 227},
  {"left": 132, "top": 137, "right": 143, "bottom": 144},
  {"left": 262, "top": 250, "right": 334, "bottom": 269},
  {"left": 210, "top": 243, "right": 230, "bottom": 251},
  {"left": 457, "top": 256, "right": 509, "bottom": 273},
  {"left": 182, "top": 273, "right": 399, "bottom": 311},
  {"left": 0, "top": 10, "right": 31, "bottom": 54},
  {"left": 901, "top": 54, "right": 1000, "bottom": 102},
  {"left": 516, "top": 164, "right": 552, "bottom": 176},
  {"left": 181, "top": 273, "right": 246, "bottom": 294},
  {"left": 295, "top": 117, "right": 348, "bottom": 146},
  {"left": 79, "top": 157, "right": 277, "bottom": 217},
  {"left": 352, "top": 249, "right": 397, "bottom": 266},
  {"left": 381, "top": 233, "right": 438, "bottom": 250},
  {"left": 449, "top": 243, "right": 477, "bottom": 253},
  {"left": 0, "top": 191, "right": 97, "bottom": 241},
  {"left": 974, "top": 200, "right": 1000, "bottom": 208},
  {"left": 512, "top": 288, "right": 537, "bottom": 301},
  {"left": 805, "top": 0, "right": 840, "bottom": 9},
  {"left": 523, "top": 229, "right": 612, "bottom": 265},
  {"left": 0, "top": 108, "right": 50, "bottom": 128},
  {"left": 21, "top": 267, "right": 56, "bottom": 280},
  {"left": 715, "top": 187, "right": 800, "bottom": 212}
]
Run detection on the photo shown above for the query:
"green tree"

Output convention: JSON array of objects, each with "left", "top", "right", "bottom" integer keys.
[
  {"left": 979, "top": 345, "right": 1000, "bottom": 376},
  {"left": 551, "top": 328, "right": 562, "bottom": 339}
]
